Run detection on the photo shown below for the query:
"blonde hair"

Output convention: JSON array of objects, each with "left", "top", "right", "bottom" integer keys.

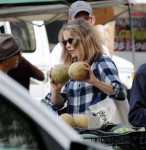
[{"left": 59, "top": 19, "right": 103, "bottom": 66}]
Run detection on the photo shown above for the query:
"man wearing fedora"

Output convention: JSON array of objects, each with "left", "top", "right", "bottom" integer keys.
[{"left": 0, "top": 34, "right": 21, "bottom": 73}]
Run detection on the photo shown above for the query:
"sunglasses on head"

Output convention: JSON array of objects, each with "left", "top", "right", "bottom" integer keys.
[{"left": 62, "top": 38, "right": 76, "bottom": 46}]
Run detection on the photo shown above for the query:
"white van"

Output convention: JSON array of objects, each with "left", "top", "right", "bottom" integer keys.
[{"left": 0, "top": 21, "right": 51, "bottom": 101}]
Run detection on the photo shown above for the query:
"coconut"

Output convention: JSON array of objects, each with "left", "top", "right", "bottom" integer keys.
[
  {"left": 51, "top": 64, "right": 69, "bottom": 83},
  {"left": 59, "top": 113, "right": 76, "bottom": 127},
  {"left": 73, "top": 114, "right": 89, "bottom": 128},
  {"left": 68, "top": 62, "right": 88, "bottom": 81}
]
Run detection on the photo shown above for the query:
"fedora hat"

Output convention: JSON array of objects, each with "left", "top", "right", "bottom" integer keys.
[{"left": 0, "top": 34, "right": 22, "bottom": 61}]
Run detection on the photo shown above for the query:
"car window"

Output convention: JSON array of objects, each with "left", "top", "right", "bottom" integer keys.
[
  {"left": 0, "top": 94, "right": 40, "bottom": 150},
  {"left": 10, "top": 21, "right": 36, "bottom": 52}
]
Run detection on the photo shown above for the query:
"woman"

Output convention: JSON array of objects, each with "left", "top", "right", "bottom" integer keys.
[{"left": 45, "top": 19, "right": 126, "bottom": 116}]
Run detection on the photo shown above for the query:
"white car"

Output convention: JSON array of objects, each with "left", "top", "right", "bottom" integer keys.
[{"left": 0, "top": 71, "right": 110, "bottom": 150}]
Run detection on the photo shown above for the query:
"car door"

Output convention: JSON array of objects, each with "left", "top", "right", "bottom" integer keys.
[
  {"left": 0, "top": 93, "right": 67, "bottom": 150},
  {"left": 0, "top": 71, "right": 110, "bottom": 150}
]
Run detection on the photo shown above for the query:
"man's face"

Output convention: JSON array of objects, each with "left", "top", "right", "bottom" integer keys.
[
  {"left": 69, "top": 11, "right": 95, "bottom": 26},
  {"left": 5, "top": 52, "right": 21, "bottom": 71}
]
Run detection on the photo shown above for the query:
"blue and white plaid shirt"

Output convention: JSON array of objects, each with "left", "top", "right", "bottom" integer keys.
[{"left": 44, "top": 56, "right": 126, "bottom": 116}]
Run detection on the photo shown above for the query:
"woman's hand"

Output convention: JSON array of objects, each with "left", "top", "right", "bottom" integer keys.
[
  {"left": 81, "top": 62, "right": 114, "bottom": 95},
  {"left": 81, "top": 61, "right": 98, "bottom": 84},
  {"left": 49, "top": 68, "right": 65, "bottom": 92}
]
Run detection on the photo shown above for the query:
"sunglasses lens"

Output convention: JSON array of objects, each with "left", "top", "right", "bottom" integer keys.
[
  {"left": 68, "top": 38, "right": 74, "bottom": 44},
  {"left": 62, "top": 40, "right": 67, "bottom": 46},
  {"left": 62, "top": 38, "right": 76, "bottom": 46}
]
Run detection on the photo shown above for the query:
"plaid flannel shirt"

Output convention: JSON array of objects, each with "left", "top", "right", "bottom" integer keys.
[{"left": 44, "top": 56, "right": 126, "bottom": 116}]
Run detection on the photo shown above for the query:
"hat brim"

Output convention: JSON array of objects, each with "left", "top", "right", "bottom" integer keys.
[
  {"left": 70, "top": 9, "right": 92, "bottom": 18},
  {"left": 0, "top": 37, "right": 22, "bottom": 61}
]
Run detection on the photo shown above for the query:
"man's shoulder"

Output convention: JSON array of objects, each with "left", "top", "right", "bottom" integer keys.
[
  {"left": 101, "top": 45, "right": 111, "bottom": 58},
  {"left": 95, "top": 55, "right": 112, "bottom": 64},
  {"left": 52, "top": 43, "right": 63, "bottom": 52},
  {"left": 135, "top": 64, "right": 146, "bottom": 79},
  {"left": 138, "top": 63, "right": 146, "bottom": 73}
]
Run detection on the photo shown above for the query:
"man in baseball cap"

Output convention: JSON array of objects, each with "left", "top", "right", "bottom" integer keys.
[
  {"left": 0, "top": 34, "right": 22, "bottom": 73},
  {"left": 69, "top": 0, "right": 93, "bottom": 19}
]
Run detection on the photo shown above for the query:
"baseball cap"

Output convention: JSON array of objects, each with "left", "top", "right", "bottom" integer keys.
[
  {"left": 69, "top": 1, "right": 92, "bottom": 18},
  {"left": 0, "top": 34, "right": 22, "bottom": 61}
]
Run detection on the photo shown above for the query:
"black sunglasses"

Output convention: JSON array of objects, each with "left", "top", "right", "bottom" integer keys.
[{"left": 62, "top": 38, "right": 76, "bottom": 46}]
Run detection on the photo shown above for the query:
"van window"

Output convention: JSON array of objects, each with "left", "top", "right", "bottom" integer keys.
[
  {"left": 45, "top": 20, "right": 66, "bottom": 52},
  {"left": 10, "top": 21, "right": 36, "bottom": 52},
  {"left": 0, "top": 22, "right": 5, "bottom": 33}
]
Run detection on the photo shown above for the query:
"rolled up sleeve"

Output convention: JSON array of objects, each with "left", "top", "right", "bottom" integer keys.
[
  {"left": 44, "top": 92, "right": 67, "bottom": 111},
  {"left": 97, "top": 56, "right": 127, "bottom": 100}
]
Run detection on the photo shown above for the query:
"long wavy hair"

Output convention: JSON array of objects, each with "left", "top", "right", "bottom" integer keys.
[{"left": 59, "top": 19, "right": 103, "bottom": 66}]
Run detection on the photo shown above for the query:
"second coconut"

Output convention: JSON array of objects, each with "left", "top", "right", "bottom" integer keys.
[
  {"left": 68, "top": 62, "right": 88, "bottom": 81},
  {"left": 51, "top": 64, "right": 70, "bottom": 83}
]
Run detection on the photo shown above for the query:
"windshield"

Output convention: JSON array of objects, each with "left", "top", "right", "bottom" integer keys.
[{"left": 10, "top": 21, "right": 36, "bottom": 52}]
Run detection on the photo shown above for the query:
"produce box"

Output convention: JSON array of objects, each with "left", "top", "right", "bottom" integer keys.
[{"left": 75, "top": 124, "right": 146, "bottom": 150}]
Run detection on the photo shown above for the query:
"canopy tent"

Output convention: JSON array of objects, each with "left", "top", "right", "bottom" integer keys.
[
  {"left": 0, "top": 0, "right": 145, "bottom": 71},
  {"left": 0, "top": 0, "right": 129, "bottom": 21},
  {"left": 0, "top": 0, "right": 145, "bottom": 23},
  {"left": 0, "top": 0, "right": 63, "bottom": 3}
]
